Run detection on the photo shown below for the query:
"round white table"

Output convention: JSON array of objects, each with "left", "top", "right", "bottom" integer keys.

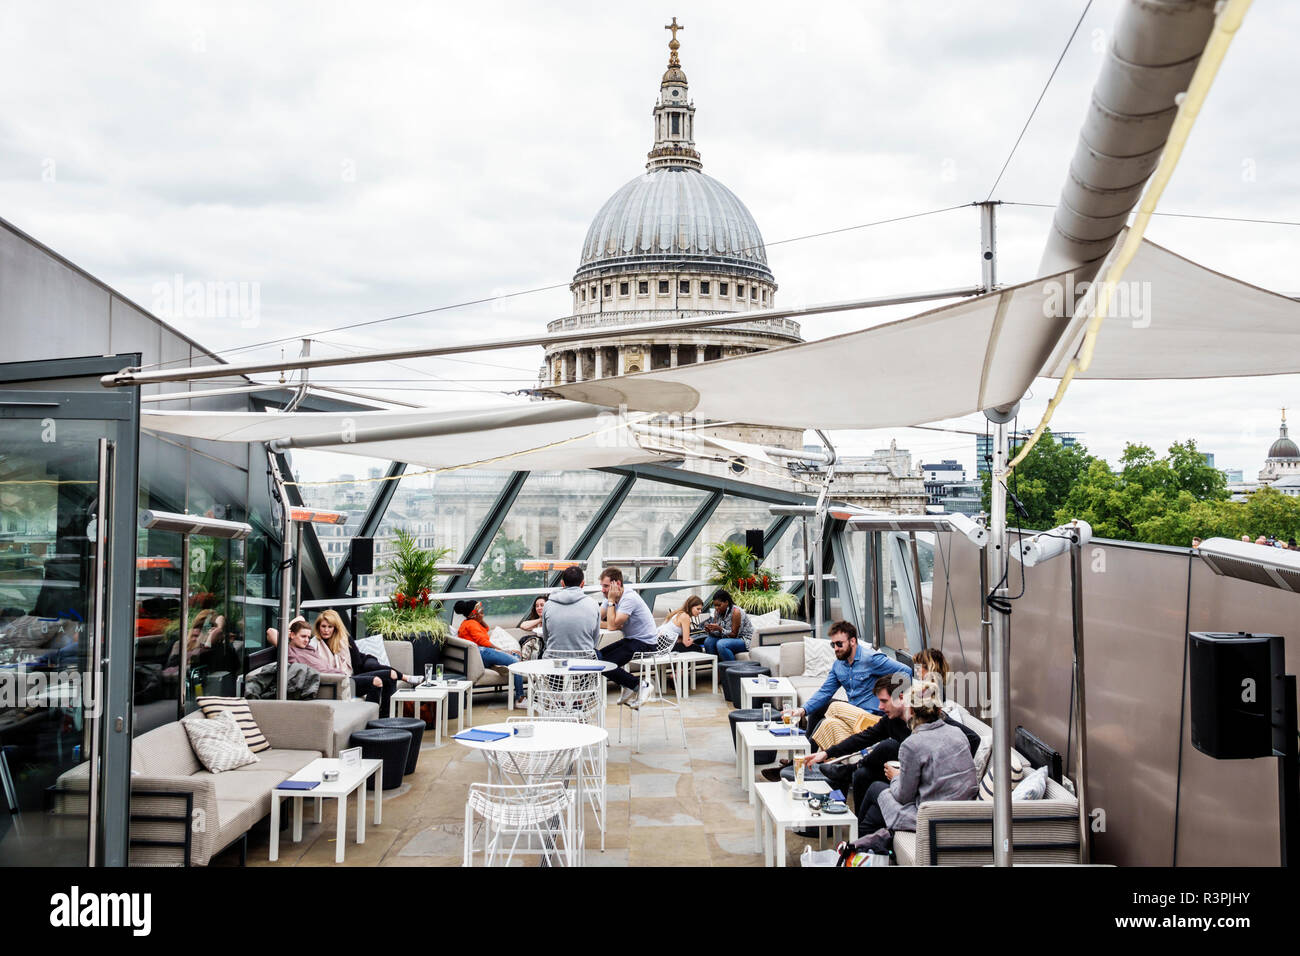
[
  {"left": 455, "top": 720, "right": 609, "bottom": 866},
  {"left": 508, "top": 659, "right": 617, "bottom": 723}
]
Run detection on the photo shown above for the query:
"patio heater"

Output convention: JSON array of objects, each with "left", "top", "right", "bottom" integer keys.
[
  {"left": 602, "top": 556, "right": 679, "bottom": 585},
  {"left": 137, "top": 509, "right": 252, "bottom": 719},
  {"left": 1193, "top": 538, "right": 1300, "bottom": 866},
  {"left": 280, "top": 505, "right": 347, "bottom": 699}
]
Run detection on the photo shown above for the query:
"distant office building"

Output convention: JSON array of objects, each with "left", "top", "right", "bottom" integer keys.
[
  {"left": 920, "top": 459, "right": 964, "bottom": 507},
  {"left": 1201, "top": 452, "right": 1215, "bottom": 468},
  {"left": 1221, "top": 467, "right": 1243, "bottom": 484},
  {"left": 940, "top": 480, "right": 983, "bottom": 516}
]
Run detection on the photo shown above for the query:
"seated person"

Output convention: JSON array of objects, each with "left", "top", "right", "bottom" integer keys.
[
  {"left": 788, "top": 673, "right": 980, "bottom": 805},
  {"left": 453, "top": 599, "right": 526, "bottom": 706},
  {"left": 782, "top": 621, "right": 912, "bottom": 751},
  {"left": 856, "top": 677, "right": 979, "bottom": 837},
  {"left": 659, "top": 595, "right": 705, "bottom": 653},
  {"left": 913, "top": 647, "right": 951, "bottom": 702},
  {"left": 596, "top": 567, "right": 656, "bottom": 709},
  {"left": 520, "top": 595, "right": 547, "bottom": 636},
  {"left": 700, "top": 589, "right": 753, "bottom": 662},
  {"left": 539, "top": 566, "right": 600, "bottom": 658},
  {"left": 315, "top": 610, "right": 419, "bottom": 711},
  {"left": 518, "top": 595, "right": 547, "bottom": 658}
]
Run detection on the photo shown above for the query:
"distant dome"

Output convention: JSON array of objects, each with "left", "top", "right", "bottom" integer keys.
[
  {"left": 1268, "top": 412, "right": 1299, "bottom": 459},
  {"left": 575, "top": 168, "right": 773, "bottom": 283},
  {"left": 1269, "top": 436, "right": 1299, "bottom": 459}
]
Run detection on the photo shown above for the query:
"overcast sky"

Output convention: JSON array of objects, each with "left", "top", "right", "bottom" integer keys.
[{"left": 2, "top": 0, "right": 1297, "bottom": 479}]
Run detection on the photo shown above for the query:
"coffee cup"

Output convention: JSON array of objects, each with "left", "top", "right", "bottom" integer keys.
[{"left": 885, "top": 760, "right": 901, "bottom": 774}]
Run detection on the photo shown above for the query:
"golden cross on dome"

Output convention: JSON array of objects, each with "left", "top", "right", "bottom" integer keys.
[
  {"left": 665, "top": 17, "right": 684, "bottom": 43},
  {"left": 665, "top": 17, "right": 684, "bottom": 66}
]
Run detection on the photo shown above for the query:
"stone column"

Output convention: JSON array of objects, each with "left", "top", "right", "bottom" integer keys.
[
  {"left": 696, "top": 344, "right": 706, "bottom": 364},
  {"left": 670, "top": 345, "right": 679, "bottom": 368},
  {"left": 595, "top": 348, "right": 604, "bottom": 379}
]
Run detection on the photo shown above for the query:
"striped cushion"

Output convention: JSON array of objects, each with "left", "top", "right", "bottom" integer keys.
[
  {"left": 196, "top": 696, "right": 270, "bottom": 753},
  {"left": 977, "top": 749, "right": 1027, "bottom": 801}
]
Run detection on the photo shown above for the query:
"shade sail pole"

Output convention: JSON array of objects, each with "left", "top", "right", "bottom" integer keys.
[{"left": 986, "top": 405, "right": 1015, "bottom": 867}]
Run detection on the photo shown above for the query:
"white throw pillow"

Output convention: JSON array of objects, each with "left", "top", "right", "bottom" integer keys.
[
  {"left": 1012, "top": 764, "right": 1049, "bottom": 801},
  {"left": 183, "top": 710, "right": 258, "bottom": 773},
  {"left": 353, "top": 635, "right": 391, "bottom": 667},
  {"left": 978, "top": 749, "right": 1028, "bottom": 802},
  {"left": 800, "top": 637, "right": 835, "bottom": 680},
  {"left": 750, "top": 609, "right": 780, "bottom": 630},
  {"left": 489, "top": 627, "right": 520, "bottom": 654}
]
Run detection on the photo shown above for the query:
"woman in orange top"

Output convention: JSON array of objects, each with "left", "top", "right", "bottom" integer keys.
[{"left": 453, "top": 600, "right": 525, "bottom": 705}]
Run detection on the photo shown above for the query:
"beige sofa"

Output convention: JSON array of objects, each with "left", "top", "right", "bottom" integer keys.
[{"left": 55, "top": 700, "right": 336, "bottom": 866}]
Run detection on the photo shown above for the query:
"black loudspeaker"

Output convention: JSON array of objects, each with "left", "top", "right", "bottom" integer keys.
[
  {"left": 1189, "top": 631, "right": 1283, "bottom": 760},
  {"left": 745, "top": 528, "right": 765, "bottom": 556},
  {"left": 350, "top": 537, "right": 374, "bottom": 576}
]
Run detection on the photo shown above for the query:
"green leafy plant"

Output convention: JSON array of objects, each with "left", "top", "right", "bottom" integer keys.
[
  {"left": 705, "top": 541, "right": 797, "bottom": 616},
  {"left": 364, "top": 529, "right": 453, "bottom": 643}
]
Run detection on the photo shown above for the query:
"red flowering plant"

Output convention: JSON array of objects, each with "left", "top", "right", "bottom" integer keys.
[
  {"left": 362, "top": 530, "right": 452, "bottom": 641},
  {"left": 705, "top": 542, "right": 797, "bottom": 617}
]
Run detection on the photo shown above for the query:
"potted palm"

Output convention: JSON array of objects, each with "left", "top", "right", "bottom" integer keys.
[
  {"left": 362, "top": 529, "right": 452, "bottom": 674},
  {"left": 705, "top": 540, "right": 799, "bottom": 617}
]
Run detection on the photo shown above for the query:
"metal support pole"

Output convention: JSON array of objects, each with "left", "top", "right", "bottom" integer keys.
[
  {"left": 978, "top": 543, "right": 992, "bottom": 722},
  {"left": 178, "top": 532, "right": 191, "bottom": 719},
  {"left": 272, "top": 458, "right": 294, "bottom": 701},
  {"left": 987, "top": 410, "right": 1014, "bottom": 867},
  {"left": 800, "top": 518, "right": 811, "bottom": 623},
  {"left": 909, "top": 531, "right": 929, "bottom": 650},
  {"left": 1069, "top": 542, "right": 1092, "bottom": 864},
  {"left": 869, "top": 532, "right": 883, "bottom": 646},
  {"left": 810, "top": 431, "right": 838, "bottom": 639},
  {"left": 1277, "top": 675, "right": 1298, "bottom": 867},
  {"left": 979, "top": 201, "right": 999, "bottom": 290}
]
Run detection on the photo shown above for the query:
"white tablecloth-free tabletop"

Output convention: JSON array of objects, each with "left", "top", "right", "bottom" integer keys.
[
  {"left": 739, "top": 675, "right": 798, "bottom": 711},
  {"left": 735, "top": 722, "right": 812, "bottom": 803},
  {"left": 753, "top": 780, "right": 857, "bottom": 867},
  {"left": 389, "top": 680, "right": 473, "bottom": 745},
  {"left": 507, "top": 659, "right": 616, "bottom": 719},
  {"left": 270, "top": 757, "right": 383, "bottom": 864}
]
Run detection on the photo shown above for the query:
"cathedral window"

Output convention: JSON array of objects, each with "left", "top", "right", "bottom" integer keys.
[
  {"left": 658, "top": 280, "right": 669, "bottom": 294},
  {"left": 738, "top": 284, "right": 746, "bottom": 297},
  {"left": 671, "top": 113, "right": 680, "bottom": 135},
  {"left": 603, "top": 283, "right": 611, "bottom": 297},
  {"left": 679, "top": 279, "right": 690, "bottom": 294},
  {"left": 719, "top": 282, "right": 729, "bottom": 296},
  {"left": 751, "top": 286, "right": 758, "bottom": 300},
  {"left": 591, "top": 284, "right": 597, "bottom": 299},
  {"left": 619, "top": 281, "right": 629, "bottom": 296},
  {"left": 580, "top": 287, "right": 586, "bottom": 302},
  {"left": 700, "top": 280, "right": 710, "bottom": 294},
  {"left": 638, "top": 280, "right": 648, "bottom": 294}
]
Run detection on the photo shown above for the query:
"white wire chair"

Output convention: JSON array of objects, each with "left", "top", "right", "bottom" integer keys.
[
  {"left": 463, "top": 781, "right": 576, "bottom": 867},
  {"left": 618, "top": 629, "right": 687, "bottom": 752},
  {"left": 508, "top": 711, "right": 607, "bottom": 853}
]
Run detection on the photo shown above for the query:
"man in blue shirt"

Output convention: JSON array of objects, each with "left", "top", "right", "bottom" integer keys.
[{"left": 785, "top": 621, "right": 911, "bottom": 751}]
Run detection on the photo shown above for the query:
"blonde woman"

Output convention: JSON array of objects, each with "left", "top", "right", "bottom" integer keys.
[
  {"left": 314, "top": 609, "right": 419, "bottom": 713},
  {"left": 913, "top": 647, "right": 950, "bottom": 702},
  {"left": 659, "top": 595, "right": 705, "bottom": 652}
]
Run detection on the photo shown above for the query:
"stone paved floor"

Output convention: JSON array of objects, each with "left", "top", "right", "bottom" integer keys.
[{"left": 225, "top": 684, "right": 835, "bottom": 867}]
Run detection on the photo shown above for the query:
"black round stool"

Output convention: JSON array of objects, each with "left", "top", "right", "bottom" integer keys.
[
  {"left": 727, "top": 708, "right": 778, "bottom": 765},
  {"left": 366, "top": 717, "right": 425, "bottom": 774},
  {"left": 349, "top": 728, "right": 411, "bottom": 790},
  {"left": 714, "top": 660, "right": 749, "bottom": 699},
  {"left": 722, "top": 663, "right": 769, "bottom": 707}
]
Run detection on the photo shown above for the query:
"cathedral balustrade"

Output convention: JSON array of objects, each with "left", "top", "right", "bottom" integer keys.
[{"left": 547, "top": 309, "right": 802, "bottom": 339}]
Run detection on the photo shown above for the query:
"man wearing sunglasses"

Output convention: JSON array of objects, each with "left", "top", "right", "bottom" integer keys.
[{"left": 781, "top": 621, "right": 911, "bottom": 752}]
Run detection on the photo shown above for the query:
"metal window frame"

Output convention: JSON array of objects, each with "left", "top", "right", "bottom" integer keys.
[{"left": 439, "top": 471, "right": 531, "bottom": 594}]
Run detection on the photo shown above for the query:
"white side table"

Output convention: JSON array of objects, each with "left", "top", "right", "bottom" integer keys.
[
  {"left": 389, "top": 686, "right": 448, "bottom": 746},
  {"left": 739, "top": 675, "right": 798, "bottom": 711},
  {"left": 269, "top": 757, "right": 383, "bottom": 864},
  {"left": 670, "top": 651, "right": 717, "bottom": 696},
  {"left": 753, "top": 780, "right": 857, "bottom": 867},
  {"left": 735, "top": 722, "right": 811, "bottom": 804}
]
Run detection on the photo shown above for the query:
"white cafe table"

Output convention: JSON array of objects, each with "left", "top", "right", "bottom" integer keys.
[
  {"left": 453, "top": 720, "right": 609, "bottom": 866},
  {"left": 269, "top": 757, "right": 383, "bottom": 864},
  {"left": 735, "top": 722, "right": 811, "bottom": 803},
  {"left": 508, "top": 659, "right": 616, "bottom": 724},
  {"left": 753, "top": 780, "right": 857, "bottom": 867},
  {"left": 388, "top": 685, "right": 447, "bottom": 746},
  {"left": 739, "top": 675, "right": 798, "bottom": 711}
]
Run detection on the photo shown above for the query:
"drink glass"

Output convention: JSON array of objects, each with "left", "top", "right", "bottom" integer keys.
[
  {"left": 761, "top": 702, "right": 771, "bottom": 730},
  {"left": 435, "top": 664, "right": 444, "bottom": 683},
  {"left": 424, "top": 664, "right": 434, "bottom": 684},
  {"left": 783, "top": 711, "right": 794, "bottom": 734}
]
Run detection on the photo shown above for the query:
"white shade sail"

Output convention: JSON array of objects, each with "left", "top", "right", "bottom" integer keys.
[
  {"left": 141, "top": 401, "right": 666, "bottom": 472},
  {"left": 550, "top": 238, "right": 1300, "bottom": 427},
  {"left": 1043, "top": 235, "right": 1300, "bottom": 380},
  {"left": 548, "top": 266, "right": 1079, "bottom": 428}
]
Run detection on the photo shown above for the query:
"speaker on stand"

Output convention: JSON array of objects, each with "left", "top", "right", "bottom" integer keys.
[
  {"left": 348, "top": 538, "right": 374, "bottom": 636},
  {"left": 745, "top": 528, "right": 765, "bottom": 559},
  {"left": 1189, "top": 631, "right": 1296, "bottom": 865}
]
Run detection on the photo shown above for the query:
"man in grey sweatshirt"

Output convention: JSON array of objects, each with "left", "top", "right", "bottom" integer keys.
[{"left": 539, "top": 565, "right": 602, "bottom": 657}]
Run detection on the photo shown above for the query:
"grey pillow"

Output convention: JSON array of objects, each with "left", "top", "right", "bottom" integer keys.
[{"left": 183, "top": 709, "right": 259, "bottom": 773}]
